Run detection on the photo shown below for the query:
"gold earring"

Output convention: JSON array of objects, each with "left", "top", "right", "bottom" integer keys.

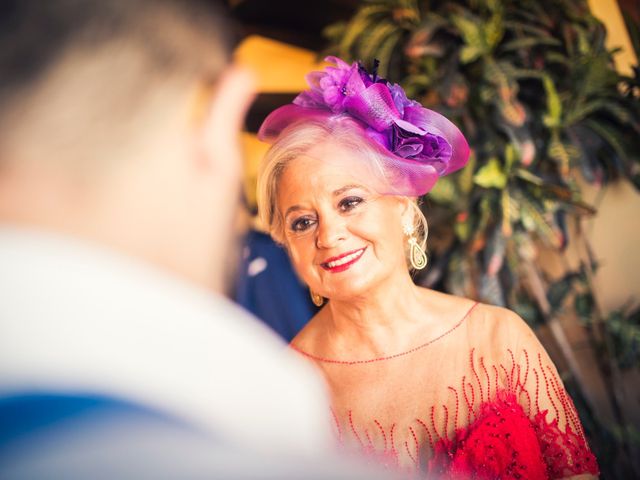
[
  {"left": 310, "top": 290, "right": 324, "bottom": 307},
  {"left": 403, "top": 222, "right": 427, "bottom": 270}
]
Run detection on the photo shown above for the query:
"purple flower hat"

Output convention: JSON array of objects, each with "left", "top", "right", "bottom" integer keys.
[{"left": 258, "top": 56, "right": 470, "bottom": 196}]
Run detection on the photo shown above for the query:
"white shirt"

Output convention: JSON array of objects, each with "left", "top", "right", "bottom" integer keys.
[{"left": 0, "top": 227, "right": 333, "bottom": 456}]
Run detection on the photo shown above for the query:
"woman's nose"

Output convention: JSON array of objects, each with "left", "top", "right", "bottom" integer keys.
[{"left": 315, "top": 215, "right": 346, "bottom": 249}]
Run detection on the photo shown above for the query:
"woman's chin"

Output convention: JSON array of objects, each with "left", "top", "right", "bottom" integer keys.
[
  {"left": 312, "top": 260, "right": 396, "bottom": 301},
  {"left": 320, "top": 275, "right": 381, "bottom": 302}
]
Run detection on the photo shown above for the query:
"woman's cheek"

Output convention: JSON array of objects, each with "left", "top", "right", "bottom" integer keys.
[
  {"left": 350, "top": 212, "right": 378, "bottom": 238},
  {"left": 287, "top": 241, "right": 316, "bottom": 281}
]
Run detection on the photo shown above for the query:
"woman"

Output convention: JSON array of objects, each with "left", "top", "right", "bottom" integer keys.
[{"left": 257, "top": 57, "right": 598, "bottom": 479}]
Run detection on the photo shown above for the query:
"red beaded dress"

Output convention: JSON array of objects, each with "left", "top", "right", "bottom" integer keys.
[{"left": 291, "top": 302, "right": 599, "bottom": 479}]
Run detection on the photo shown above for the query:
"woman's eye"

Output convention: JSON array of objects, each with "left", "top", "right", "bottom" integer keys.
[
  {"left": 290, "top": 216, "right": 315, "bottom": 232},
  {"left": 339, "top": 196, "right": 363, "bottom": 212}
]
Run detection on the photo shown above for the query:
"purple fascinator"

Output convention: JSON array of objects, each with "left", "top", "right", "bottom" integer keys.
[{"left": 258, "top": 57, "right": 470, "bottom": 196}]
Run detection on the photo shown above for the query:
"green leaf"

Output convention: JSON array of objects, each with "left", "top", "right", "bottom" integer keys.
[
  {"left": 375, "top": 31, "right": 402, "bottom": 78},
  {"left": 357, "top": 21, "right": 399, "bottom": 62},
  {"left": 339, "top": 6, "right": 390, "bottom": 58},
  {"left": 548, "top": 131, "right": 575, "bottom": 177},
  {"left": 545, "top": 52, "right": 572, "bottom": 66},
  {"left": 460, "top": 45, "right": 483, "bottom": 64},
  {"left": 513, "top": 300, "right": 542, "bottom": 326},
  {"left": 575, "top": 24, "right": 592, "bottom": 56},
  {"left": 477, "top": 194, "right": 495, "bottom": 234},
  {"left": 584, "top": 119, "right": 630, "bottom": 164},
  {"left": 512, "top": 6, "right": 553, "bottom": 28},
  {"left": 458, "top": 150, "right": 476, "bottom": 194},
  {"left": 504, "top": 143, "right": 517, "bottom": 173},
  {"left": 511, "top": 68, "right": 547, "bottom": 80},
  {"left": 518, "top": 194, "right": 559, "bottom": 246},
  {"left": 405, "top": 73, "right": 432, "bottom": 91},
  {"left": 454, "top": 216, "right": 470, "bottom": 242},
  {"left": 474, "top": 157, "right": 507, "bottom": 189},
  {"left": 322, "top": 21, "right": 347, "bottom": 44},
  {"left": 514, "top": 168, "right": 544, "bottom": 186},
  {"left": 565, "top": 98, "right": 632, "bottom": 126},
  {"left": 484, "top": 11, "right": 505, "bottom": 50},
  {"left": 501, "top": 36, "right": 562, "bottom": 52},
  {"left": 503, "top": 21, "right": 553, "bottom": 38},
  {"left": 542, "top": 75, "right": 562, "bottom": 128},
  {"left": 428, "top": 176, "right": 457, "bottom": 204},
  {"left": 484, "top": 0, "right": 501, "bottom": 12},
  {"left": 452, "top": 14, "right": 486, "bottom": 61},
  {"left": 577, "top": 54, "right": 619, "bottom": 97},
  {"left": 599, "top": 102, "right": 634, "bottom": 125},
  {"left": 574, "top": 293, "right": 594, "bottom": 323},
  {"left": 547, "top": 273, "right": 579, "bottom": 312}
]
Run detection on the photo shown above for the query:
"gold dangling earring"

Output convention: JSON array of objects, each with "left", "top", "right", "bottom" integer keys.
[
  {"left": 403, "top": 222, "right": 427, "bottom": 270},
  {"left": 310, "top": 290, "right": 324, "bottom": 307}
]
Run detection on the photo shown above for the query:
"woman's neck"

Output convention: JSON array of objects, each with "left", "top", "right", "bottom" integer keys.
[{"left": 322, "top": 269, "right": 434, "bottom": 358}]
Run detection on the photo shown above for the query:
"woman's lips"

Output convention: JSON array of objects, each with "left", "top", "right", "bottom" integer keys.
[{"left": 320, "top": 247, "right": 367, "bottom": 273}]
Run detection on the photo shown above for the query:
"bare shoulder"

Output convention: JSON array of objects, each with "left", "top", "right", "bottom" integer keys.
[
  {"left": 414, "top": 287, "right": 480, "bottom": 329},
  {"left": 468, "top": 302, "right": 540, "bottom": 350},
  {"left": 415, "top": 287, "right": 474, "bottom": 313},
  {"left": 414, "top": 290, "right": 534, "bottom": 345},
  {"left": 474, "top": 302, "right": 527, "bottom": 325}
]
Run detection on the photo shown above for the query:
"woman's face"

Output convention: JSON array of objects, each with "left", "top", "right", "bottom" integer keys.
[{"left": 276, "top": 141, "right": 411, "bottom": 301}]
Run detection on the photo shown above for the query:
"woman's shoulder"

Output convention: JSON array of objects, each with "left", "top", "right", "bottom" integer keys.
[
  {"left": 416, "top": 289, "right": 534, "bottom": 347},
  {"left": 464, "top": 301, "right": 541, "bottom": 359},
  {"left": 472, "top": 301, "right": 529, "bottom": 329}
]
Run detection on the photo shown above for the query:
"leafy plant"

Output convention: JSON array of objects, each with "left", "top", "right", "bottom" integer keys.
[{"left": 324, "top": 0, "right": 640, "bottom": 477}]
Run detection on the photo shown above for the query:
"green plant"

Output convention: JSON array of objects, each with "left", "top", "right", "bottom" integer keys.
[{"left": 325, "top": 0, "right": 640, "bottom": 477}]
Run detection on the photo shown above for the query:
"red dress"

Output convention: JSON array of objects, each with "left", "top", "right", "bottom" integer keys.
[{"left": 292, "top": 302, "right": 599, "bottom": 479}]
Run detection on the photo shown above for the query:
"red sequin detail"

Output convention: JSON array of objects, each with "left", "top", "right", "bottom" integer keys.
[
  {"left": 334, "top": 348, "right": 599, "bottom": 479},
  {"left": 297, "top": 303, "right": 598, "bottom": 478},
  {"left": 433, "top": 393, "right": 548, "bottom": 479}
]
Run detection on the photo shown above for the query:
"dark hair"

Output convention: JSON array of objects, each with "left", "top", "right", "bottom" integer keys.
[{"left": 0, "top": 0, "right": 234, "bottom": 111}]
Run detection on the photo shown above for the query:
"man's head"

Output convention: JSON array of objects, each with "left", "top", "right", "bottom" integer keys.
[{"left": 0, "top": 0, "right": 255, "bottom": 291}]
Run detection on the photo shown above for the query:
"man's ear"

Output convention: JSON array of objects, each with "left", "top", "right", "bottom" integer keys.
[{"left": 194, "top": 64, "right": 256, "bottom": 167}]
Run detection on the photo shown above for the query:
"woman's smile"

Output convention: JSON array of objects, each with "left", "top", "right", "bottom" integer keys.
[
  {"left": 320, "top": 247, "right": 367, "bottom": 273},
  {"left": 274, "top": 149, "right": 415, "bottom": 300}
]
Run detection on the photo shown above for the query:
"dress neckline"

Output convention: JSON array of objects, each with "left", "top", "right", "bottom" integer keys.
[{"left": 290, "top": 301, "right": 479, "bottom": 365}]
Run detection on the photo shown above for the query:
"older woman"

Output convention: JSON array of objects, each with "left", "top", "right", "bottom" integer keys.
[{"left": 257, "top": 57, "right": 598, "bottom": 479}]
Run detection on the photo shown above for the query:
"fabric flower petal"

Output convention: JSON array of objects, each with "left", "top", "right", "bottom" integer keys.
[
  {"left": 344, "top": 83, "right": 400, "bottom": 132},
  {"left": 259, "top": 56, "right": 471, "bottom": 197}
]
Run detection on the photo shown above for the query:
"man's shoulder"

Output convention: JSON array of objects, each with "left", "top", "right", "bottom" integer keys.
[
  {"left": 0, "top": 229, "right": 333, "bottom": 457},
  {"left": 0, "top": 392, "right": 375, "bottom": 480}
]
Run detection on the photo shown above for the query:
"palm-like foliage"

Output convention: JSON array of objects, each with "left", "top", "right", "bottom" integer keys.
[
  {"left": 325, "top": 0, "right": 639, "bottom": 342},
  {"left": 326, "top": 0, "right": 638, "bottom": 311},
  {"left": 325, "top": 0, "right": 640, "bottom": 476}
]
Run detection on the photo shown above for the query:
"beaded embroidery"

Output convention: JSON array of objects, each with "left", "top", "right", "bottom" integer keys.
[
  {"left": 295, "top": 304, "right": 599, "bottom": 479},
  {"left": 329, "top": 348, "right": 598, "bottom": 479},
  {"left": 291, "top": 302, "right": 479, "bottom": 365}
]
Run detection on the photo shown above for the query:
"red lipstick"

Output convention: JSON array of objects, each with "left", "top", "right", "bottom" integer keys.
[{"left": 320, "top": 247, "right": 367, "bottom": 273}]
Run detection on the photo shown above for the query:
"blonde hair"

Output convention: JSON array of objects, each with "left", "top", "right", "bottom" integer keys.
[{"left": 256, "top": 118, "right": 428, "bottom": 269}]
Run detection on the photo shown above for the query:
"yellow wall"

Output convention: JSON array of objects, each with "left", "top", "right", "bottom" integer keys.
[
  {"left": 587, "top": 0, "right": 638, "bottom": 75},
  {"left": 585, "top": 0, "right": 640, "bottom": 311},
  {"left": 234, "top": 35, "right": 327, "bottom": 93}
]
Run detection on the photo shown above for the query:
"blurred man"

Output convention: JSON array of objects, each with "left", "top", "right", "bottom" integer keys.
[{"left": 0, "top": 1, "right": 376, "bottom": 478}]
